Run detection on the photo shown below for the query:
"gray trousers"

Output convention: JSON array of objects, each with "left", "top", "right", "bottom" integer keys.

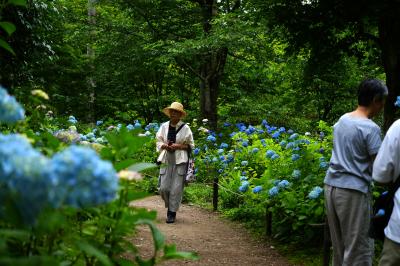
[
  {"left": 159, "top": 152, "right": 186, "bottom": 212},
  {"left": 379, "top": 237, "right": 400, "bottom": 266},
  {"left": 324, "top": 185, "right": 374, "bottom": 266}
]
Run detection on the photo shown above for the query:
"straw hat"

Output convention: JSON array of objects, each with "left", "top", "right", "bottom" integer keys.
[{"left": 163, "top": 102, "right": 186, "bottom": 118}]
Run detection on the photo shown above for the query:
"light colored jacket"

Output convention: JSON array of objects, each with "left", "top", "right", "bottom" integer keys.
[{"left": 156, "top": 120, "right": 194, "bottom": 164}]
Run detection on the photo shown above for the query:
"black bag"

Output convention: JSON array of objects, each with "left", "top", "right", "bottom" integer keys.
[{"left": 369, "top": 177, "right": 400, "bottom": 240}]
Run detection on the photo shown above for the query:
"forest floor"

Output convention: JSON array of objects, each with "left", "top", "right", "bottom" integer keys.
[{"left": 129, "top": 195, "right": 296, "bottom": 266}]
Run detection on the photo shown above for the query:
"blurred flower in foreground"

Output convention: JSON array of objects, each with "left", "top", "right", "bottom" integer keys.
[
  {"left": 0, "top": 86, "right": 25, "bottom": 123},
  {"left": 31, "top": 89, "right": 49, "bottom": 100},
  {"left": 118, "top": 170, "right": 143, "bottom": 181}
]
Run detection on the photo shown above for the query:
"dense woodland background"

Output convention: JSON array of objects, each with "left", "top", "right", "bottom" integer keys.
[{"left": 2, "top": 0, "right": 400, "bottom": 131}]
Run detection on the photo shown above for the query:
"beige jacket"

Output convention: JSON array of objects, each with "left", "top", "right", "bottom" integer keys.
[{"left": 156, "top": 120, "right": 195, "bottom": 164}]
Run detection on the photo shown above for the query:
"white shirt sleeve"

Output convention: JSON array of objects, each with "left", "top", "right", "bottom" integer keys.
[
  {"left": 156, "top": 123, "right": 167, "bottom": 152},
  {"left": 373, "top": 120, "right": 400, "bottom": 184}
]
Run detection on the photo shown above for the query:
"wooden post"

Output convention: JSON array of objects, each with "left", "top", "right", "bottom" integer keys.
[
  {"left": 213, "top": 175, "right": 218, "bottom": 211},
  {"left": 265, "top": 205, "right": 272, "bottom": 236},
  {"left": 323, "top": 218, "right": 331, "bottom": 266}
]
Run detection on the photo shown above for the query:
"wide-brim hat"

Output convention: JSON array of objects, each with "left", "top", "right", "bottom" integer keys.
[{"left": 163, "top": 102, "right": 186, "bottom": 118}]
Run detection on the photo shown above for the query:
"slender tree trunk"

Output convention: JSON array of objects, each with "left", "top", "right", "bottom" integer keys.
[
  {"left": 379, "top": 8, "right": 400, "bottom": 132},
  {"left": 199, "top": 48, "right": 228, "bottom": 130},
  {"left": 87, "top": 0, "right": 96, "bottom": 123},
  {"left": 197, "top": 0, "right": 228, "bottom": 130}
]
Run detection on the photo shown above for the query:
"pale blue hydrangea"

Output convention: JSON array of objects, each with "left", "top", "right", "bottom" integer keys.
[
  {"left": 279, "top": 140, "right": 287, "bottom": 147},
  {"left": 96, "top": 120, "right": 103, "bottom": 126},
  {"left": 68, "top": 115, "right": 77, "bottom": 124},
  {"left": 289, "top": 133, "right": 299, "bottom": 140},
  {"left": 266, "top": 150, "right": 275, "bottom": 158},
  {"left": 127, "top": 124, "right": 134, "bottom": 131},
  {"left": 269, "top": 186, "right": 279, "bottom": 197},
  {"left": 50, "top": 146, "right": 118, "bottom": 208},
  {"left": 278, "top": 180, "right": 290, "bottom": 189},
  {"left": 287, "top": 129, "right": 294, "bottom": 134},
  {"left": 242, "top": 140, "right": 249, "bottom": 147},
  {"left": 217, "top": 148, "right": 224, "bottom": 154},
  {"left": 308, "top": 186, "right": 323, "bottom": 199},
  {"left": 286, "top": 142, "right": 295, "bottom": 149},
  {"left": 240, "top": 176, "right": 247, "bottom": 181},
  {"left": 212, "top": 157, "right": 218, "bottom": 162},
  {"left": 253, "top": 186, "right": 262, "bottom": 193},
  {"left": 271, "top": 154, "right": 280, "bottom": 160},
  {"left": 239, "top": 180, "right": 250, "bottom": 192},
  {"left": 395, "top": 96, "right": 400, "bottom": 107},
  {"left": 241, "top": 160, "right": 248, "bottom": 166},
  {"left": 134, "top": 120, "right": 141, "bottom": 128},
  {"left": 207, "top": 135, "right": 216, "bottom": 142},
  {"left": 292, "top": 169, "right": 301, "bottom": 179},
  {"left": 252, "top": 148, "right": 259, "bottom": 153},
  {"left": 291, "top": 154, "right": 300, "bottom": 161},
  {"left": 0, "top": 134, "right": 54, "bottom": 224},
  {"left": 0, "top": 86, "right": 25, "bottom": 123},
  {"left": 220, "top": 142, "right": 229, "bottom": 149},
  {"left": 278, "top": 127, "right": 286, "bottom": 133}
]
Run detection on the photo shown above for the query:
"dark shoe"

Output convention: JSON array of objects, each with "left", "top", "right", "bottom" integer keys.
[{"left": 166, "top": 210, "right": 176, "bottom": 223}]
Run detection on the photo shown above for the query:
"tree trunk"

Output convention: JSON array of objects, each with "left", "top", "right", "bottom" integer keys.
[
  {"left": 199, "top": 48, "right": 228, "bottom": 130},
  {"left": 87, "top": 0, "right": 96, "bottom": 123},
  {"left": 379, "top": 11, "right": 400, "bottom": 132}
]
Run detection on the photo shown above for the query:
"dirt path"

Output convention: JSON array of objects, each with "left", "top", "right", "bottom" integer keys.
[{"left": 130, "top": 195, "right": 294, "bottom": 266}]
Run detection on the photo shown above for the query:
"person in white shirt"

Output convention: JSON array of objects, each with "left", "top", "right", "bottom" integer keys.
[
  {"left": 156, "top": 102, "right": 194, "bottom": 223},
  {"left": 373, "top": 119, "right": 400, "bottom": 265}
]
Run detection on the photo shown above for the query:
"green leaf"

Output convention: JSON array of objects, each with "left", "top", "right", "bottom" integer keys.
[
  {"left": 127, "top": 162, "right": 158, "bottom": 173},
  {"left": 115, "top": 159, "right": 135, "bottom": 171},
  {"left": 76, "top": 241, "right": 112, "bottom": 266},
  {"left": 135, "top": 219, "right": 165, "bottom": 252},
  {"left": 0, "top": 22, "right": 16, "bottom": 36},
  {"left": 163, "top": 244, "right": 199, "bottom": 260},
  {"left": 7, "top": 0, "right": 27, "bottom": 6},
  {"left": 0, "top": 229, "right": 30, "bottom": 241},
  {"left": 0, "top": 38, "right": 15, "bottom": 55}
]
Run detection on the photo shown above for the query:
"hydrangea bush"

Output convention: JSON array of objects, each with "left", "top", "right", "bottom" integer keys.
[
  {"left": 188, "top": 119, "right": 333, "bottom": 243},
  {"left": 0, "top": 86, "right": 197, "bottom": 265}
]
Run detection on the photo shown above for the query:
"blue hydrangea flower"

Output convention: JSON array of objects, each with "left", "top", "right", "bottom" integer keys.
[
  {"left": 242, "top": 171, "right": 247, "bottom": 176},
  {"left": 68, "top": 115, "right": 77, "bottom": 124},
  {"left": 291, "top": 154, "right": 300, "bottom": 161},
  {"left": 217, "top": 148, "right": 224, "bottom": 154},
  {"left": 242, "top": 140, "right": 249, "bottom": 147},
  {"left": 50, "top": 146, "right": 118, "bottom": 208},
  {"left": 229, "top": 132, "right": 236, "bottom": 138},
  {"left": 241, "top": 160, "right": 248, "bottom": 166},
  {"left": 287, "top": 129, "right": 294, "bottom": 134},
  {"left": 218, "top": 169, "right": 223, "bottom": 173},
  {"left": 278, "top": 180, "right": 290, "bottom": 189},
  {"left": 292, "top": 169, "right": 301, "bottom": 179},
  {"left": 252, "top": 148, "right": 259, "bottom": 154},
  {"left": 308, "top": 186, "right": 323, "bottom": 199},
  {"left": 395, "top": 96, "right": 400, "bottom": 107},
  {"left": 262, "top": 119, "right": 268, "bottom": 127},
  {"left": 0, "top": 134, "right": 54, "bottom": 224},
  {"left": 319, "top": 148, "right": 324, "bottom": 153},
  {"left": 289, "top": 133, "right": 299, "bottom": 140},
  {"left": 271, "top": 154, "right": 280, "bottom": 160},
  {"left": 253, "top": 186, "right": 262, "bottom": 193},
  {"left": 96, "top": 120, "right": 103, "bottom": 126},
  {"left": 220, "top": 142, "right": 229, "bottom": 149},
  {"left": 278, "top": 127, "right": 286, "bottom": 133},
  {"left": 134, "top": 120, "right": 141, "bottom": 128},
  {"left": 223, "top": 122, "right": 231, "bottom": 127},
  {"left": 0, "top": 86, "right": 25, "bottom": 123},
  {"left": 212, "top": 157, "right": 218, "bottom": 162},
  {"left": 194, "top": 148, "right": 200, "bottom": 155},
  {"left": 219, "top": 155, "right": 225, "bottom": 161},
  {"left": 261, "top": 139, "right": 266, "bottom": 147},
  {"left": 207, "top": 135, "right": 216, "bottom": 142},
  {"left": 266, "top": 150, "right": 275, "bottom": 158},
  {"left": 239, "top": 180, "right": 250, "bottom": 192},
  {"left": 269, "top": 186, "right": 279, "bottom": 197},
  {"left": 240, "top": 176, "right": 247, "bottom": 181},
  {"left": 320, "top": 161, "right": 329, "bottom": 169},
  {"left": 258, "top": 129, "right": 265, "bottom": 134},
  {"left": 376, "top": 209, "right": 385, "bottom": 217},
  {"left": 272, "top": 131, "right": 280, "bottom": 139},
  {"left": 286, "top": 142, "right": 295, "bottom": 149},
  {"left": 279, "top": 140, "right": 287, "bottom": 147},
  {"left": 127, "top": 124, "right": 134, "bottom": 131}
]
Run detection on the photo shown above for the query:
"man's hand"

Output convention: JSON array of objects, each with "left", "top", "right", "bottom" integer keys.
[{"left": 169, "top": 143, "right": 187, "bottom": 150}]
